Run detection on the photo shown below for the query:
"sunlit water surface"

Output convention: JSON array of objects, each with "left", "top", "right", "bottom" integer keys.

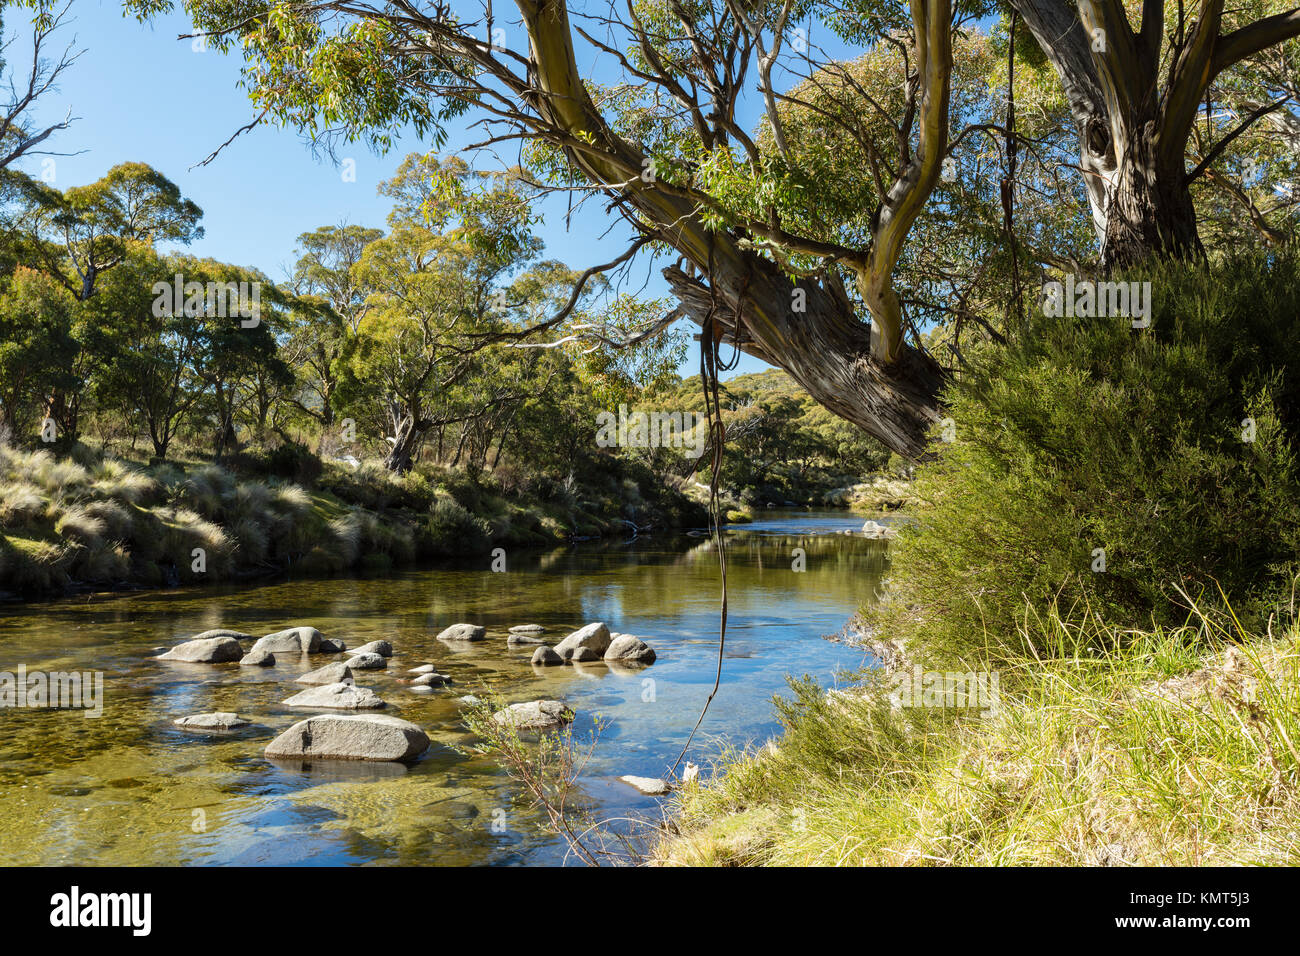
[{"left": 0, "top": 510, "right": 887, "bottom": 865}]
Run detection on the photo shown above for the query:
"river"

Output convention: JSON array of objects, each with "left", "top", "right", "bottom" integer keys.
[{"left": 0, "top": 509, "right": 888, "bottom": 865}]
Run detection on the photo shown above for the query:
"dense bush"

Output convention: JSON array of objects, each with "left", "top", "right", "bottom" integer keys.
[{"left": 870, "top": 251, "right": 1300, "bottom": 663}]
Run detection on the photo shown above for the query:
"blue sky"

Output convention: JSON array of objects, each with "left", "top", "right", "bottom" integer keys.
[{"left": 11, "top": 1, "right": 849, "bottom": 377}]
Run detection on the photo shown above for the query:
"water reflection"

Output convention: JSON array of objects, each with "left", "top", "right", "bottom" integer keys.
[{"left": 0, "top": 510, "right": 886, "bottom": 865}]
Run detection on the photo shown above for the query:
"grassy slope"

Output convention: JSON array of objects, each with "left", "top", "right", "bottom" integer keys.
[
  {"left": 0, "top": 444, "right": 706, "bottom": 596},
  {"left": 657, "top": 604, "right": 1300, "bottom": 866}
]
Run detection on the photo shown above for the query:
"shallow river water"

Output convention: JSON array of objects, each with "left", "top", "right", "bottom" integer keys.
[{"left": 0, "top": 510, "right": 888, "bottom": 865}]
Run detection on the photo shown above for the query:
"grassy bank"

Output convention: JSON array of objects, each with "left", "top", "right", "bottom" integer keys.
[
  {"left": 658, "top": 600, "right": 1300, "bottom": 866},
  {"left": 0, "top": 443, "right": 709, "bottom": 598}
]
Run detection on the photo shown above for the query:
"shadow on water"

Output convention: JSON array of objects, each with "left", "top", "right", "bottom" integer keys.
[{"left": 0, "top": 509, "right": 888, "bottom": 865}]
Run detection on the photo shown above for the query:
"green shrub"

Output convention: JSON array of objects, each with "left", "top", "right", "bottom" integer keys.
[{"left": 870, "top": 251, "right": 1300, "bottom": 664}]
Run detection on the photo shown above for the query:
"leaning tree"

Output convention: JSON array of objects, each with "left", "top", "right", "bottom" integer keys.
[{"left": 126, "top": 0, "right": 1300, "bottom": 456}]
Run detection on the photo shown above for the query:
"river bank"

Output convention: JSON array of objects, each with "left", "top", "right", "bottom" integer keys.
[{"left": 655, "top": 602, "right": 1300, "bottom": 866}]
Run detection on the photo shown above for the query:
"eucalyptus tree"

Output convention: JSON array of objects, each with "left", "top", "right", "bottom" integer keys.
[{"left": 128, "top": 0, "right": 987, "bottom": 459}]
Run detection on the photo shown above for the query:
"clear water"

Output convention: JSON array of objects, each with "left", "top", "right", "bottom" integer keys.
[{"left": 0, "top": 510, "right": 887, "bottom": 865}]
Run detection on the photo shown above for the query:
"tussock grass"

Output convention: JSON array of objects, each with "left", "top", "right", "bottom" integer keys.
[{"left": 658, "top": 601, "right": 1300, "bottom": 866}]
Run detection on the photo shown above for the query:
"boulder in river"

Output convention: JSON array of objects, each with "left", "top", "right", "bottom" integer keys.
[
  {"left": 553, "top": 622, "right": 611, "bottom": 661},
  {"left": 173, "top": 712, "right": 249, "bottom": 730},
  {"left": 265, "top": 714, "right": 429, "bottom": 762},
  {"left": 156, "top": 636, "right": 244, "bottom": 663},
  {"left": 240, "top": 649, "right": 276, "bottom": 667},
  {"left": 252, "top": 626, "right": 323, "bottom": 655},
  {"left": 318, "top": 639, "right": 347, "bottom": 654},
  {"left": 296, "top": 661, "right": 354, "bottom": 685},
  {"left": 491, "top": 699, "right": 573, "bottom": 731},
  {"left": 283, "top": 681, "right": 385, "bottom": 710},
  {"left": 437, "top": 623, "right": 486, "bottom": 642},
  {"left": 349, "top": 640, "right": 392, "bottom": 658},
  {"left": 408, "top": 664, "right": 437, "bottom": 674},
  {"left": 509, "top": 624, "right": 545, "bottom": 634},
  {"left": 604, "top": 634, "right": 657, "bottom": 664},
  {"left": 411, "top": 672, "right": 451, "bottom": 687},
  {"left": 346, "top": 652, "right": 387, "bottom": 670},
  {"left": 531, "top": 646, "right": 564, "bottom": 666}
]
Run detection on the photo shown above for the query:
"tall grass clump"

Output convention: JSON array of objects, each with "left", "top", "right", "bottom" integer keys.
[{"left": 870, "top": 250, "right": 1300, "bottom": 664}]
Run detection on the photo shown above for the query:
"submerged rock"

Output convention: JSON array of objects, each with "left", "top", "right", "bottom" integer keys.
[
  {"left": 604, "top": 634, "right": 657, "bottom": 664},
  {"left": 346, "top": 652, "right": 387, "bottom": 670},
  {"left": 553, "top": 622, "right": 611, "bottom": 661},
  {"left": 173, "top": 712, "right": 249, "bottom": 730},
  {"left": 264, "top": 714, "right": 429, "bottom": 762},
  {"left": 618, "top": 775, "right": 671, "bottom": 796},
  {"left": 156, "top": 636, "right": 244, "bottom": 663},
  {"left": 296, "top": 661, "right": 354, "bottom": 685},
  {"left": 491, "top": 699, "right": 573, "bottom": 731},
  {"left": 531, "top": 646, "right": 564, "bottom": 666},
  {"left": 283, "top": 682, "right": 385, "bottom": 710},
  {"left": 252, "top": 626, "right": 323, "bottom": 655},
  {"left": 506, "top": 632, "right": 547, "bottom": 645},
  {"left": 240, "top": 649, "right": 276, "bottom": 667},
  {"left": 437, "top": 623, "right": 486, "bottom": 642},
  {"left": 349, "top": 640, "right": 393, "bottom": 658}
]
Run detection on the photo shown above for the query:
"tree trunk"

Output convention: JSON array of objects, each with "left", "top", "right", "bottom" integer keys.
[
  {"left": 665, "top": 257, "right": 946, "bottom": 460},
  {"left": 384, "top": 416, "right": 423, "bottom": 472},
  {"left": 1101, "top": 125, "right": 1202, "bottom": 270}
]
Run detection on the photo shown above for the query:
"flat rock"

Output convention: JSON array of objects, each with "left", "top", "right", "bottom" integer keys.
[
  {"left": 619, "top": 775, "right": 671, "bottom": 796},
  {"left": 251, "top": 626, "right": 323, "bottom": 655},
  {"left": 507, "top": 632, "right": 547, "bottom": 645},
  {"left": 318, "top": 639, "right": 347, "bottom": 654},
  {"left": 553, "top": 622, "right": 611, "bottom": 661},
  {"left": 240, "top": 649, "right": 276, "bottom": 667},
  {"left": 173, "top": 712, "right": 249, "bottom": 730},
  {"left": 411, "top": 672, "right": 451, "bottom": 687},
  {"left": 189, "top": 628, "right": 253, "bottom": 642},
  {"left": 604, "top": 634, "right": 657, "bottom": 664},
  {"left": 157, "top": 636, "right": 244, "bottom": 663},
  {"left": 296, "top": 661, "right": 354, "bottom": 685},
  {"left": 264, "top": 714, "right": 429, "bottom": 762},
  {"left": 349, "top": 640, "right": 392, "bottom": 658},
  {"left": 437, "top": 623, "right": 486, "bottom": 642},
  {"left": 346, "top": 652, "right": 387, "bottom": 670},
  {"left": 531, "top": 646, "right": 563, "bottom": 666},
  {"left": 408, "top": 664, "right": 437, "bottom": 674},
  {"left": 283, "top": 681, "right": 385, "bottom": 710},
  {"left": 491, "top": 699, "right": 574, "bottom": 731},
  {"left": 508, "top": 624, "right": 545, "bottom": 634},
  {"left": 458, "top": 695, "right": 483, "bottom": 706}
]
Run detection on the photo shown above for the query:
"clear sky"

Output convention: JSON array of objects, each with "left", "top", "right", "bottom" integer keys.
[{"left": 13, "top": 1, "right": 786, "bottom": 377}]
